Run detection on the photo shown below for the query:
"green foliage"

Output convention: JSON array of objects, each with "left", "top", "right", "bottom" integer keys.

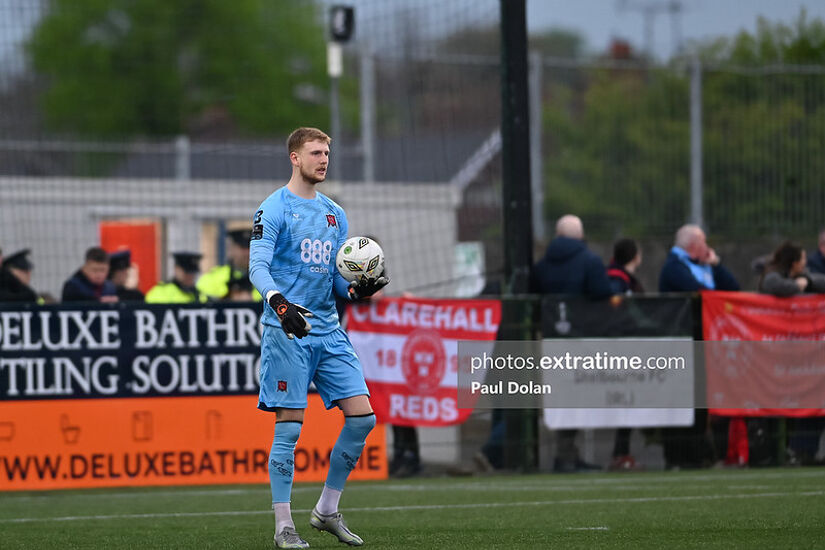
[
  {"left": 27, "top": 0, "right": 329, "bottom": 137},
  {"left": 544, "top": 68, "right": 689, "bottom": 238},
  {"left": 544, "top": 10, "right": 825, "bottom": 239}
]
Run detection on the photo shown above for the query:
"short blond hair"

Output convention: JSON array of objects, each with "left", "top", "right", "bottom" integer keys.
[{"left": 287, "top": 127, "right": 331, "bottom": 153}]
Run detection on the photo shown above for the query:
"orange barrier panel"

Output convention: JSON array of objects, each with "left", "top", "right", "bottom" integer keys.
[
  {"left": 100, "top": 221, "right": 160, "bottom": 294},
  {"left": 0, "top": 394, "right": 386, "bottom": 491}
]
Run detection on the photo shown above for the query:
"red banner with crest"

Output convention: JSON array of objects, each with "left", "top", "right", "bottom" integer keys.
[{"left": 346, "top": 297, "right": 501, "bottom": 427}]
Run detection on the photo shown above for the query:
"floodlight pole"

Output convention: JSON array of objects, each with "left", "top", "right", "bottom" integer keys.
[
  {"left": 328, "top": 42, "right": 343, "bottom": 182},
  {"left": 327, "top": 5, "right": 354, "bottom": 182}
]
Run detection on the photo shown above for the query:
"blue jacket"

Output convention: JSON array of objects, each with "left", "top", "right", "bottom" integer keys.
[
  {"left": 658, "top": 252, "right": 740, "bottom": 292},
  {"left": 808, "top": 249, "right": 825, "bottom": 275},
  {"left": 62, "top": 269, "right": 117, "bottom": 302},
  {"left": 529, "top": 237, "right": 613, "bottom": 298}
]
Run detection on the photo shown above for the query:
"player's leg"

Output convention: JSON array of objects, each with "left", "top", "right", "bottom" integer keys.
[
  {"left": 271, "top": 408, "right": 307, "bottom": 549},
  {"left": 259, "top": 325, "right": 313, "bottom": 549},
  {"left": 310, "top": 329, "right": 375, "bottom": 546}
]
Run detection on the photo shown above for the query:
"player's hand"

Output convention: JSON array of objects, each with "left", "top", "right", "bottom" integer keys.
[
  {"left": 268, "top": 292, "right": 313, "bottom": 339},
  {"left": 348, "top": 276, "right": 389, "bottom": 300}
]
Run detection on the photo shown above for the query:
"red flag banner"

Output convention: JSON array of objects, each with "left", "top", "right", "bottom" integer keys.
[
  {"left": 347, "top": 297, "right": 501, "bottom": 427},
  {"left": 702, "top": 291, "right": 825, "bottom": 417}
]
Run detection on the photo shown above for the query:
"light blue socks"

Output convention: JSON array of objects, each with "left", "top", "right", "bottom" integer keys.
[
  {"left": 325, "top": 414, "right": 376, "bottom": 491},
  {"left": 269, "top": 421, "right": 302, "bottom": 503}
]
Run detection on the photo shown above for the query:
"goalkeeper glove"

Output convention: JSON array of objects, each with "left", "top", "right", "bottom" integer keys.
[
  {"left": 267, "top": 291, "right": 313, "bottom": 339},
  {"left": 348, "top": 276, "right": 390, "bottom": 300}
]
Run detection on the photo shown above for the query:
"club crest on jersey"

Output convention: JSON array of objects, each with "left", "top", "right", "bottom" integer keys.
[
  {"left": 278, "top": 381, "right": 287, "bottom": 392},
  {"left": 326, "top": 214, "right": 337, "bottom": 227}
]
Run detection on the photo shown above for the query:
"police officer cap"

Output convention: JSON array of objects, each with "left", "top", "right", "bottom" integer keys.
[
  {"left": 228, "top": 229, "right": 252, "bottom": 247},
  {"left": 109, "top": 250, "right": 132, "bottom": 272},
  {"left": 4, "top": 249, "right": 33, "bottom": 271},
  {"left": 173, "top": 252, "right": 202, "bottom": 273}
]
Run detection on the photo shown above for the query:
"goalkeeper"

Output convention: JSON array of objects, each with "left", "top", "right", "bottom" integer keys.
[{"left": 249, "top": 127, "right": 387, "bottom": 549}]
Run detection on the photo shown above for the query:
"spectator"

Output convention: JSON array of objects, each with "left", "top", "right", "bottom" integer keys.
[
  {"left": 759, "top": 241, "right": 825, "bottom": 466},
  {"left": 659, "top": 224, "right": 739, "bottom": 292},
  {"left": 607, "top": 238, "right": 643, "bottom": 295},
  {"left": 108, "top": 250, "right": 145, "bottom": 302},
  {"left": 659, "top": 224, "right": 739, "bottom": 470},
  {"left": 198, "top": 228, "right": 261, "bottom": 301},
  {"left": 759, "top": 241, "right": 825, "bottom": 296},
  {"left": 62, "top": 247, "right": 118, "bottom": 303},
  {"left": 530, "top": 214, "right": 613, "bottom": 298},
  {"left": 0, "top": 249, "right": 38, "bottom": 303},
  {"left": 145, "top": 252, "right": 207, "bottom": 304},
  {"left": 806, "top": 228, "right": 825, "bottom": 274},
  {"left": 606, "top": 238, "right": 644, "bottom": 471},
  {"left": 531, "top": 214, "right": 611, "bottom": 473}
]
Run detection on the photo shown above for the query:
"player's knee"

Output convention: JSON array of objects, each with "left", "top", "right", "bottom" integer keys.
[
  {"left": 271, "top": 421, "right": 302, "bottom": 456},
  {"left": 345, "top": 413, "right": 376, "bottom": 440}
]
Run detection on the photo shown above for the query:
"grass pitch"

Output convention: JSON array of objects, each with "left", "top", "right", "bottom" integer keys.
[{"left": 2, "top": 468, "right": 824, "bottom": 549}]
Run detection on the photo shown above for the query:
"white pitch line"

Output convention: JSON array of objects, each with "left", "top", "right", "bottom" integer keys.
[
  {"left": 1, "top": 490, "right": 822, "bottom": 524},
  {"left": 3, "top": 469, "right": 824, "bottom": 501},
  {"left": 0, "top": 471, "right": 825, "bottom": 500},
  {"left": 566, "top": 526, "right": 610, "bottom": 531}
]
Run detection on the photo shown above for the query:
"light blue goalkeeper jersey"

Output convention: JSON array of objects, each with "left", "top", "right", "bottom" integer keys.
[{"left": 249, "top": 186, "right": 352, "bottom": 334}]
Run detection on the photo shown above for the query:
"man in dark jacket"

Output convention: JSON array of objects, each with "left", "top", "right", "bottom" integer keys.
[
  {"left": 62, "top": 247, "right": 118, "bottom": 302},
  {"left": 659, "top": 224, "right": 739, "bottom": 292},
  {"left": 530, "top": 215, "right": 613, "bottom": 298},
  {"left": 0, "top": 249, "right": 39, "bottom": 303},
  {"left": 530, "top": 215, "right": 612, "bottom": 473},
  {"left": 807, "top": 228, "right": 825, "bottom": 274},
  {"left": 659, "top": 224, "right": 738, "bottom": 470}
]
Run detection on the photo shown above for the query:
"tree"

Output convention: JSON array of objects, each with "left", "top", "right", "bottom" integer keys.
[
  {"left": 26, "top": 0, "right": 329, "bottom": 138},
  {"left": 542, "top": 10, "right": 825, "bottom": 239}
]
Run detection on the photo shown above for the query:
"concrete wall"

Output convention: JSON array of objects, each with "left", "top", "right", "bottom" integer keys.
[{"left": 0, "top": 177, "right": 459, "bottom": 298}]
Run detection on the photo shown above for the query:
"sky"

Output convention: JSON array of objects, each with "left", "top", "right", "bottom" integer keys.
[{"left": 526, "top": 0, "right": 825, "bottom": 59}]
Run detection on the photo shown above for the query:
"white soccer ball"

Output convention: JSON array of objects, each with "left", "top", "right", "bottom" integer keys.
[{"left": 336, "top": 236, "right": 385, "bottom": 283}]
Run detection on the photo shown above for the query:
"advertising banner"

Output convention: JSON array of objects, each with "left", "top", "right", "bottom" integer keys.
[
  {"left": 702, "top": 291, "right": 825, "bottom": 417},
  {"left": 347, "top": 297, "right": 501, "bottom": 427},
  {"left": 540, "top": 296, "right": 696, "bottom": 429},
  {"left": 0, "top": 303, "right": 386, "bottom": 490}
]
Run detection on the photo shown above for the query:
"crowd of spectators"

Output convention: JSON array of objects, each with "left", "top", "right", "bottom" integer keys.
[
  {"left": 0, "top": 229, "right": 256, "bottom": 305},
  {"left": 3, "top": 219, "right": 825, "bottom": 471}
]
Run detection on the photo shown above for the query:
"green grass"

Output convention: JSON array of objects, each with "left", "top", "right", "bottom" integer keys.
[{"left": 2, "top": 468, "right": 824, "bottom": 549}]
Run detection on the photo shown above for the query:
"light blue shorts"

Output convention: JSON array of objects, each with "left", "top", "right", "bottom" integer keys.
[{"left": 258, "top": 325, "right": 369, "bottom": 411}]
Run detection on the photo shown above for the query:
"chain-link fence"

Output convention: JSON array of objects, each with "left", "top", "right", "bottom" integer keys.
[
  {"left": 2, "top": 1, "right": 825, "bottom": 298},
  {"left": 0, "top": 0, "right": 502, "bottom": 299}
]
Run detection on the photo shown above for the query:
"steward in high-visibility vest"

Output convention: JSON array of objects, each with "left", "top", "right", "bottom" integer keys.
[
  {"left": 197, "top": 228, "right": 261, "bottom": 301},
  {"left": 146, "top": 252, "right": 208, "bottom": 304}
]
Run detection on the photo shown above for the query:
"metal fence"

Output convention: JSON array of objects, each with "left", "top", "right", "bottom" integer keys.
[{"left": 2, "top": 0, "right": 825, "bottom": 298}]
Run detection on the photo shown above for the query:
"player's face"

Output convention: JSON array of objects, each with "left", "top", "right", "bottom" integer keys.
[{"left": 294, "top": 140, "right": 329, "bottom": 184}]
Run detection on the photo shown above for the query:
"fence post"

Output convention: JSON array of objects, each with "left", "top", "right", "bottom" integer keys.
[
  {"left": 174, "top": 135, "right": 190, "bottom": 181},
  {"left": 360, "top": 47, "right": 376, "bottom": 183},
  {"left": 529, "top": 51, "right": 544, "bottom": 242},
  {"left": 690, "top": 57, "right": 703, "bottom": 227}
]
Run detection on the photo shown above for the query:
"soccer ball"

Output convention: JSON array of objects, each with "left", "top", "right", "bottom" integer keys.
[{"left": 336, "top": 237, "right": 385, "bottom": 283}]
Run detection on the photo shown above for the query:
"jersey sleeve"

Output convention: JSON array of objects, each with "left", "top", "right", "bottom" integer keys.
[
  {"left": 249, "top": 202, "right": 282, "bottom": 299},
  {"left": 332, "top": 205, "right": 352, "bottom": 300}
]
